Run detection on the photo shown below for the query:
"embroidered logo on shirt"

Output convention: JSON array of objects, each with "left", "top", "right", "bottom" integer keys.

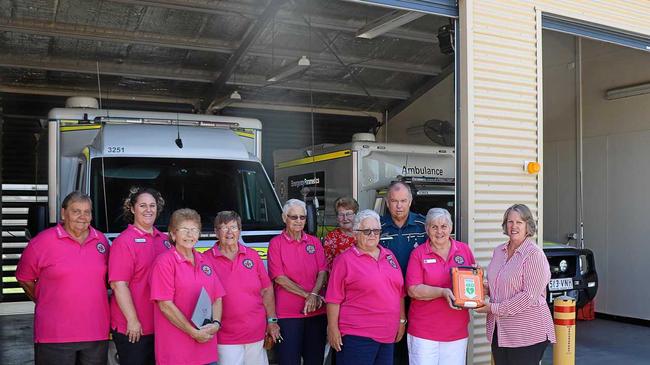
[
  {"left": 454, "top": 255, "right": 465, "bottom": 265},
  {"left": 134, "top": 238, "right": 147, "bottom": 243},
  {"left": 386, "top": 254, "right": 397, "bottom": 269},
  {"left": 305, "top": 244, "right": 316, "bottom": 254},
  {"left": 163, "top": 240, "right": 171, "bottom": 249},
  {"left": 96, "top": 242, "right": 107, "bottom": 254},
  {"left": 201, "top": 264, "right": 212, "bottom": 276},
  {"left": 242, "top": 259, "right": 254, "bottom": 269}
]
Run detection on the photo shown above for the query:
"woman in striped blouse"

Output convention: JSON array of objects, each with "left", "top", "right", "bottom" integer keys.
[{"left": 475, "top": 204, "right": 555, "bottom": 365}]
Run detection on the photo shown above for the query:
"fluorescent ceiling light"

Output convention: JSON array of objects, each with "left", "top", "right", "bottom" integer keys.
[
  {"left": 267, "top": 56, "right": 310, "bottom": 82},
  {"left": 605, "top": 82, "right": 650, "bottom": 100},
  {"left": 356, "top": 10, "right": 424, "bottom": 39}
]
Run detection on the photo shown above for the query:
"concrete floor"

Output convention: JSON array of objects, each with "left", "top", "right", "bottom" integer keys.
[{"left": 1, "top": 314, "right": 649, "bottom": 364}]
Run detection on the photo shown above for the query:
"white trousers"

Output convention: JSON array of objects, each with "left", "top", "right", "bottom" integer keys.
[
  {"left": 217, "top": 340, "right": 268, "bottom": 365},
  {"left": 407, "top": 334, "right": 468, "bottom": 365}
]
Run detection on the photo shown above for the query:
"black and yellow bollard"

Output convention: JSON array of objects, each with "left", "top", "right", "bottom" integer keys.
[{"left": 553, "top": 295, "right": 576, "bottom": 365}]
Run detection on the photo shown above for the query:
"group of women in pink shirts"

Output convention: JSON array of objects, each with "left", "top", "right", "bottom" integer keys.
[{"left": 17, "top": 188, "right": 554, "bottom": 365}]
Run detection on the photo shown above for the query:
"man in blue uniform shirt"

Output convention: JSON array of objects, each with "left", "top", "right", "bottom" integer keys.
[
  {"left": 380, "top": 181, "right": 427, "bottom": 274},
  {"left": 380, "top": 181, "right": 427, "bottom": 365}
]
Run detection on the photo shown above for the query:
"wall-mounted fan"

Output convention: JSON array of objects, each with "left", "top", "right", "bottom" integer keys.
[{"left": 423, "top": 119, "right": 454, "bottom": 147}]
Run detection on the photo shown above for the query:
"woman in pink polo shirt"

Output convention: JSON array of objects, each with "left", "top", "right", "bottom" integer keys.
[
  {"left": 405, "top": 208, "right": 476, "bottom": 365},
  {"left": 204, "top": 210, "right": 281, "bottom": 365},
  {"left": 268, "top": 199, "right": 328, "bottom": 365},
  {"left": 16, "top": 191, "right": 110, "bottom": 365},
  {"left": 475, "top": 204, "right": 555, "bottom": 365},
  {"left": 323, "top": 197, "right": 358, "bottom": 268},
  {"left": 109, "top": 187, "right": 169, "bottom": 365},
  {"left": 150, "top": 209, "right": 226, "bottom": 365},
  {"left": 326, "top": 209, "right": 406, "bottom": 365}
]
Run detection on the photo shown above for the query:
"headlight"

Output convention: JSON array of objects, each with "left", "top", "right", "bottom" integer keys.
[{"left": 559, "top": 259, "right": 568, "bottom": 272}]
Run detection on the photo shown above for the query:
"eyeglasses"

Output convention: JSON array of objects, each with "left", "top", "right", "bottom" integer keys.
[
  {"left": 337, "top": 212, "right": 355, "bottom": 219},
  {"left": 218, "top": 226, "right": 240, "bottom": 232},
  {"left": 287, "top": 215, "right": 306, "bottom": 221},
  {"left": 356, "top": 229, "right": 382, "bottom": 236},
  {"left": 177, "top": 227, "right": 201, "bottom": 236}
]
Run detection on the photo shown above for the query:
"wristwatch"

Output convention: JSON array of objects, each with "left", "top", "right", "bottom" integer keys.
[
  {"left": 399, "top": 319, "right": 408, "bottom": 325},
  {"left": 267, "top": 317, "right": 279, "bottom": 323},
  {"left": 212, "top": 319, "right": 222, "bottom": 328}
]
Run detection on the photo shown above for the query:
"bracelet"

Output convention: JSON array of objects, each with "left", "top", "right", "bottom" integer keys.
[
  {"left": 309, "top": 292, "right": 324, "bottom": 301},
  {"left": 399, "top": 319, "right": 408, "bottom": 325},
  {"left": 267, "top": 317, "right": 278, "bottom": 323}
]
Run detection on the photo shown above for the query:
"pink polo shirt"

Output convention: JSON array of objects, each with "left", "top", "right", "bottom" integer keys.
[
  {"left": 109, "top": 224, "right": 171, "bottom": 335},
  {"left": 405, "top": 239, "right": 476, "bottom": 342},
  {"left": 205, "top": 243, "right": 272, "bottom": 344},
  {"left": 150, "top": 248, "right": 226, "bottom": 365},
  {"left": 268, "top": 231, "right": 327, "bottom": 318},
  {"left": 325, "top": 245, "right": 404, "bottom": 343},
  {"left": 16, "top": 224, "right": 110, "bottom": 343}
]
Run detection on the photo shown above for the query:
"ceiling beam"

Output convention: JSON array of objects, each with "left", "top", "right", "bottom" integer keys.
[
  {"left": 229, "top": 74, "right": 410, "bottom": 100},
  {"left": 389, "top": 63, "right": 454, "bottom": 117},
  {"left": 0, "top": 17, "right": 439, "bottom": 76},
  {"left": 0, "top": 84, "right": 199, "bottom": 106},
  {"left": 0, "top": 54, "right": 410, "bottom": 100},
  {"left": 0, "top": 55, "right": 216, "bottom": 83},
  {"left": 202, "top": 0, "right": 287, "bottom": 111},
  {"left": 107, "top": 0, "right": 438, "bottom": 43}
]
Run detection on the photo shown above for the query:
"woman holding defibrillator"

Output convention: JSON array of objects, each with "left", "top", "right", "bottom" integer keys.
[{"left": 405, "top": 208, "right": 475, "bottom": 365}]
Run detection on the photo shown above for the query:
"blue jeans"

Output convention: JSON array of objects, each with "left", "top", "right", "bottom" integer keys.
[
  {"left": 276, "top": 315, "right": 327, "bottom": 365},
  {"left": 336, "top": 335, "right": 394, "bottom": 365}
]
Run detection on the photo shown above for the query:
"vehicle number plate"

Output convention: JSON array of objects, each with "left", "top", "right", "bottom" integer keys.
[{"left": 548, "top": 278, "right": 573, "bottom": 291}]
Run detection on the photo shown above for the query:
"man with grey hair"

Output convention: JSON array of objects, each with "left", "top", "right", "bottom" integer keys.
[{"left": 380, "top": 181, "right": 427, "bottom": 275}]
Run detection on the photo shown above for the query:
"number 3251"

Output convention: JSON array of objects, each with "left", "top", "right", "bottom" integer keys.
[{"left": 107, "top": 146, "right": 125, "bottom": 153}]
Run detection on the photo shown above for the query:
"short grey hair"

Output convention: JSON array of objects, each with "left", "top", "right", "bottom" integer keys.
[
  {"left": 426, "top": 208, "right": 453, "bottom": 227},
  {"left": 386, "top": 181, "right": 413, "bottom": 201},
  {"left": 353, "top": 209, "right": 381, "bottom": 231},
  {"left": 502, "top": 204, "right": 537, "bottom": 237},
  {"left": 282, "top": 199, "right": 306, "bottom": 216}
]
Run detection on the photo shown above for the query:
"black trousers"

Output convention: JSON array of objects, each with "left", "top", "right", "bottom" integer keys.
[
  {"left": 491, "top": 327, "right": 549, "bottom": 365},
  {"left": 276, "top": 315, "right": 327, "bottom": 365},
  {"left": 111, "top": 330, "right": 155, "bottom": 365},
  {"left": 35, "top": 340, "right": 108, "bottom": 365}
]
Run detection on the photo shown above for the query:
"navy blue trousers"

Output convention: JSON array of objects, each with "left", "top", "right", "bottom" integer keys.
[
  {"left": 336, "top": 335, "right": 394, "bottom": 365},
  {"left": 276, "top": 315, "right": 327, "bottom": 365}
]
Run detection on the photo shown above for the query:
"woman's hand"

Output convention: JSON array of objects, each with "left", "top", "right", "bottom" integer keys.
[
  {"left": 328, "top": 325, "right": 343, "bottom": 352},
  {"left": 474, "top": 301, "right": 491, "bottom": 314},
  {"left": 191, "top": 326, "right": 215, "bottom": 343},
  {"left": 267, "top": 322, "right": 281, "bottom": 342},
  {"left": 441, "top": 288, "right": 460, "bottom": 310},
  {"left": 395, "top": 320, "right": 406, "bottom": 343},
  {"left": 126, "top": 319, "right": 143, "bottom": 343},
  {"left": 303, "top": 293, "right": 322, "bottom": 314}
]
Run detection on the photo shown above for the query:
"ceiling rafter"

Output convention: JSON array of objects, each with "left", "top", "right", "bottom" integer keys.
[
  {"left": 107, "top": 0, "right": 438, "bottom": 43},
  {"left": 0, "top": 17, "right": 439, "bottom": 76}
]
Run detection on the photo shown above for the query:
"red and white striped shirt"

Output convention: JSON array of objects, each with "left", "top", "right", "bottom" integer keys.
[{"left": 486, "top": 238, "right": 556, "bottom": 348}]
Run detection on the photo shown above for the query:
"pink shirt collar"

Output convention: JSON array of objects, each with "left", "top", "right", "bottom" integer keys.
[
  {"left": 171, "top": 247, "right": 200, "bottom": 264},
  {"left": 423, "top": 238, "right": 460, "bottom": 257},
  {"left": 282, "top": 230, "right": 307, "bottom": 244},
  {"left": 129, "top": 224, "right": 163, "bottom": 238},
  {"left": 211, "top": 242, "right": 247, "bottom": 257},
  {"left": 350, "top": 244, "right": 392, "bottom": 260},
  {"left": 55, "top": 223, "right": 100, "bottom": 243},
  {"left": 501, "top": 237, "right": 535, "bottom": 255}
]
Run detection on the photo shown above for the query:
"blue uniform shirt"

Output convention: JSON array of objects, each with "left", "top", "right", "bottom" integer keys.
[{"left": 380, "top": 211, "right": 427, "bottom": 274}]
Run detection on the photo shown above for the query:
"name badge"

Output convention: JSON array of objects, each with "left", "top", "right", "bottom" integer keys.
[
  {"left": 424, "top": 258, "right": 437, "bottom": 264},
  {"left": 134, "top": 238, "right": 147, "bottom": 243}
]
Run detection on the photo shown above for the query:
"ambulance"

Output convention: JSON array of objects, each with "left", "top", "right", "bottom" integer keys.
[{"left": 32, "top": 96, "right": 284, "bottom": 256}]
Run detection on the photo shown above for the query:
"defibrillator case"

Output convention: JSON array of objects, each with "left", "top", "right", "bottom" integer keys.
[{"left": 450, "top": 266, "right": 485, "bottom": 308}]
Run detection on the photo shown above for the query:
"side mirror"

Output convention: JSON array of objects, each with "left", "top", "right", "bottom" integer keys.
[
  {"left": 305, "top": 202, "right": 318, "bottom": 236},
  {"left": 26, "top": 204, "right": 48, "bottom": 240}
]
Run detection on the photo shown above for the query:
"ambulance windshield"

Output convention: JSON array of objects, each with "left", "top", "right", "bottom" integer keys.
[{"left": 90, "top": 157, "right": 283, "bottom": 233}]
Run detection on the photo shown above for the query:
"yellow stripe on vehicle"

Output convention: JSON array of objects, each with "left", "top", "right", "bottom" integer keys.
[
  {"left": 60, "top": 125, "right": 102, "bottom": 132},
  {"left": 2, "top": 276, "right": 17, "bottom": 283},
  {"left": 2, "top": 287, "right": 25, "bottom": 294},
  {"left": 235, "top": 131, "right": 255, "bottom": 139},
  {"left": 276, "top": 149, "right": 351, "bottom": 169},
  {"left": 252, "top": 247, "right": 268, "bottom": 261}
]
